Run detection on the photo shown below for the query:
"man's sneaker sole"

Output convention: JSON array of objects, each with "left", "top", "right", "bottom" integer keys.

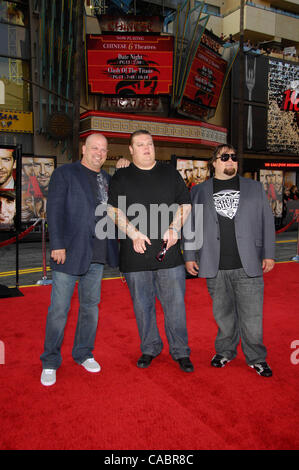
[
  {"left": 211, "top": 354, "right": 231, "bottom": 368},
  {"left": 41, "top": 369, "right": 56, "bottom": 386},
  {"left": 249, "top": 362, "right": 272, "bottom": 377}
]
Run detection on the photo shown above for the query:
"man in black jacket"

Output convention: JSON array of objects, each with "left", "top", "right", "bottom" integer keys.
[{"left": 40, "top": 133, "right": 118, "bottom": 386}]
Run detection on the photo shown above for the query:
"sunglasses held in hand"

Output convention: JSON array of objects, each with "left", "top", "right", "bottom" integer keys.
[
  {"left": 217, "top": 153, "right": 238, "bottom": 162},
  {"left": 156, "top": 241, "right": 168, "bottom": 262}
]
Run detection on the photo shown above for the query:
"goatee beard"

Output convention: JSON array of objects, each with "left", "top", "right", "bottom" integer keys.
[{"left": 224, "top": 167, "right": 237, "bottom": 176}]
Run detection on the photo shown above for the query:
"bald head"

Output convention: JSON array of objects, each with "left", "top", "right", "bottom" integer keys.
[{"left": 81, "top": 134, "right": 108, "bottom": 172}]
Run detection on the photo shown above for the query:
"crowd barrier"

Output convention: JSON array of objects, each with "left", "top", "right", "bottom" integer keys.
[
  {"left": 275, "top": 216, "right": 297, "bottom": 234},
  {"left": 0, "top": 217, "right": 51, "bottom": 298},
  {"left": 0, "top": 218, "right": 41, "bottom": 248}
]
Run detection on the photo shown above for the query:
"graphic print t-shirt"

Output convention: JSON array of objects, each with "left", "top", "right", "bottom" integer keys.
[
  {"left": 80, "top": 165, "right": 108, "bottom": 264},
  {"left": 213, "top": 174, "right": 243, "bottom": 270}
]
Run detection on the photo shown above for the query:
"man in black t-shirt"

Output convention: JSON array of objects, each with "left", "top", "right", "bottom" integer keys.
[
  {"left": 108, "top": 130, "right": 194, "bottom": 373},
  {"left": 184, "top": 144, "right": 276, "bottom": 378}
]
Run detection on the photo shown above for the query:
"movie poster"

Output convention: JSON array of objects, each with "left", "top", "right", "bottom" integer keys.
[
  {"left": 284, "top": 171, "right": 296, "bottom": 190},
  {"left": 260, "top": 169, "right": 283, "bottom": 218},
  {"left": 177, "top": 158, "right": 210, "bottom": 190},
  {"left": 0, "top": 147, "right": 16, "bottom": 230},
  {"left": 21, "top": 155, "right": 56, "bottom": 223}
]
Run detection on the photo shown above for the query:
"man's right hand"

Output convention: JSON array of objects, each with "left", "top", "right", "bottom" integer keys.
[
  {"left": 185, "top": 261, "right": 199, "bottom": 276},
  {"left": 51, "top": 249, "right": 66, "bottom": 264},
  {"left": 132, "top": 232, "right": 151, "bottom": 254}
]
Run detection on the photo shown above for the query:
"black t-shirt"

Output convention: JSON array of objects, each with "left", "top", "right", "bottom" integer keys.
[
  {"left": 80, "top": 164, "right": 108, "bottom": 265},
  {"left": 213, "top": 174, "right": 243, "bottom": 270},
  {"left": 108, "top": 162, "right": 191, "bottom": 273}
]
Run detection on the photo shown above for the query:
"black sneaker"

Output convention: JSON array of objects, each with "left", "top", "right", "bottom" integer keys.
[
  {"left": 249, "top": 362, "right": 272, "bottom": 377},
  {"left": 211, "top": 354, "right": 231, "bottom": 368}
]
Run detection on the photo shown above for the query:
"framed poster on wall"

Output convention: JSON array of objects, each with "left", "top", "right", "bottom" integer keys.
[
  {"left": 172, "top": 155, "right": 210, "bottom": 190},
  {"left": 21, "top": 155, "right": 56, "bottom": 224},
  {"left": 0, "top": 146, "right": 16, "bottom": 231},
  {"left": 259, "top": 169, "right": 283, "bottom": 218}
]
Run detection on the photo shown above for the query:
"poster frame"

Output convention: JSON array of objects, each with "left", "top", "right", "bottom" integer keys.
[
  {"left": 0, "top": 144, "right": 18, "bottom": 232},
  {"left": 21, "top": 154, "right": 57, "bottom": 226}
]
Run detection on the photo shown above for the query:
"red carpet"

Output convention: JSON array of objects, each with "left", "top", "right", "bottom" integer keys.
[{"left": 0, "top": 262, "right": 298, "bottom": 450}]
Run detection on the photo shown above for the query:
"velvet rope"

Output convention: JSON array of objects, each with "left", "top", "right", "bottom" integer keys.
[
  {"left": 275, "top": 217, "right": 297, "bottom": 234},
  {"left": 0, "top": 219, "right": 42, "bottom": 248}
]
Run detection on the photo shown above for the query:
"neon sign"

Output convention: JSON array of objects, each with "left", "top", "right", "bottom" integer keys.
[
  {"left": 264, "top": 163, "right": 299, "bottom": 167},
  {"left": 282, "top": 89, "right": 299, "bottom": 112}
]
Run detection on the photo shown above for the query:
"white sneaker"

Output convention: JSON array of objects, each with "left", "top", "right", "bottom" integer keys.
[
  {"left": 41, "top": 369, "right": 56, "bottom": 386},
  {"left": 81, "top": 358, "right": 101, "bottom": 373}
]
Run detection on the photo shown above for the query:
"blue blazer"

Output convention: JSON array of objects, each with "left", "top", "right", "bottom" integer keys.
[
  {"left": 47, "top": 160, "right": 118, "bottom": 275},
  {"left": 183, "top": 176, "right": 276, "bottom": 278}
]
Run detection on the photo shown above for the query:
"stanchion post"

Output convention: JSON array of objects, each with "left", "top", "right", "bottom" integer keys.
[
  {"left": 16, "top": 231, "right": 19, "bottom": 288},
  {"left": 15, "top": 144, "right": 22, "bottom": 289},
  {"left": 36, "top": 217, "right": 52, "bottom": 285},
  {"left": 12, "top": 145, "right": 23, "bottom": 296},
  {"left": 291, "top": 210, "right": 299, "bottom": 262}
]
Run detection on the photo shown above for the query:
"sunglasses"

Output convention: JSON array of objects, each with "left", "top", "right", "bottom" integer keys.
[
  {"left": 217, "top": 153, "right": 238, "bottom": 162},
  {"left": 156, "top": 241, "right": 168, "bottom": 262}
]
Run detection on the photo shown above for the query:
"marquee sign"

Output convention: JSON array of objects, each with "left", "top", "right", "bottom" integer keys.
[
  {"left": 87, "top": 34, "right": 173, "bottom": 96},
  {"left": 177, "top": 30, "right": 227, "bottom": 121},
  {"left": 182, "top": 44, "right": 227, "bottom": 109}
]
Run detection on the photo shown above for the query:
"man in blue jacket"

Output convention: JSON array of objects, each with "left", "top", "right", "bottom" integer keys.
[
  {"left": 40, "top": 133, "right": 118, "bottom": 386},
  {"left": 184, "top": 144, "right": 275, "bottom": 377}
]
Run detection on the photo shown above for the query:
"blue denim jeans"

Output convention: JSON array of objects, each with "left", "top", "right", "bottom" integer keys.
[
  {"left": 124, "top": 265, "right": 191, "bottom": 360},
  {"left": 206, "top": 268, "right": 267, "bottom": 365},
  {"left": 40, "top": 263, "right": 104, "bottom": 370}
]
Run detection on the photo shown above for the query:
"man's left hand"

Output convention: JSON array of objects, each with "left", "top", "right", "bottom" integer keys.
[
  {"left": 262, "top": 259, "right": 275, "bottom": 273},
  {"left": 163, "top": 228, "right": 179, "bottom": 250},
  {"left": 116, "top": 158, "right": 130, "bottom": 169}
]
